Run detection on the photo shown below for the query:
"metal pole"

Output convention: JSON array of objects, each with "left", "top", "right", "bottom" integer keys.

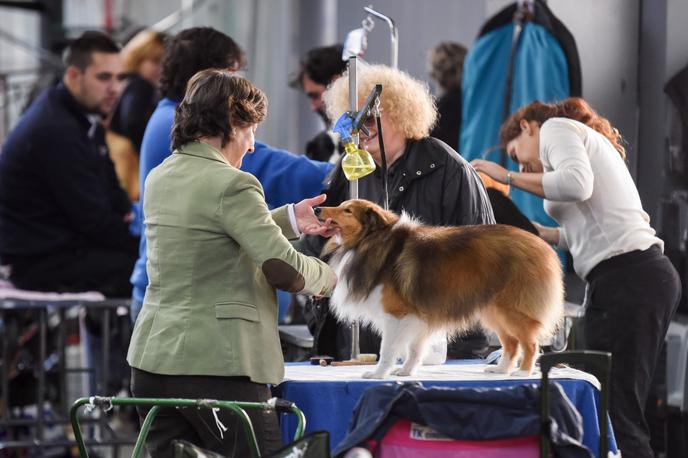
[
  {"left": 1, "top": 309, "right": 10, "bottom": 433},
  {"left": 58, "top": 308, "right": 67, "bottom": 414},
  {"left": 151, "top": 0, "right": 208, "bottom": 32},
  {"left": 102, "top": 308, "right": 110, "bottom": 395},
  {"left": 348, "top": 55, "right": 360, "bottom": 361},
  {"left": 363, "top": 6, "right": 398, "bottom": 69},
  {"left": 0, "top": 74, "right": 9, "bottom": 140},
  {"left": 0, "top": 29, "right": 63, "bottom": 71}
]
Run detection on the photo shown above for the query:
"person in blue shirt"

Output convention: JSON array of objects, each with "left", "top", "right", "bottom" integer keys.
[{"left": 130, "top": 27, "right": 332, "bottom": 322}]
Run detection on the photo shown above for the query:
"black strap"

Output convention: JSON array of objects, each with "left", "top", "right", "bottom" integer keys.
[{"left": 376, "top": 113, "right": 390, "bottom": 210}]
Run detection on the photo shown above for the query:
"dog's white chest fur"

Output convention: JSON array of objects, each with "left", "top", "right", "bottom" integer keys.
[
  {"left": 328, "top": 251, "right": 387, "bottom": 334},
  {"left": 328, "top": 213, "right": 420, "bottom": 332},
  {"left": 327, "top": 248, "right": 440, "bottom": 378}
]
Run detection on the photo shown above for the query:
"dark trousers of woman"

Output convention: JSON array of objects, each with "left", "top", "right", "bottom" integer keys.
[
  {"left": 131, "top": 368, "right": 282, "bottom": 458},
  {"left": 584, "top": 245, "right": 680, "bottom": 458}
]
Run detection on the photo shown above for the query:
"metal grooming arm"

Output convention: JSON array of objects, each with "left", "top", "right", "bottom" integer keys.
[
  {"left": 364, "top": 5, "right": 399, "bottom": 69},
  {"left": 344, "top": 5, "right": 397, "bottom": 361}
]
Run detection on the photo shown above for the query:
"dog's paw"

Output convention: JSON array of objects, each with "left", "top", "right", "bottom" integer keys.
[
  {"left": 391, "top": 367, "right": 416, "bottom": 377},
  {"left": 510, "top": 369, "right": 533, "bottom": 377},
  {"left": 362, "top": 370, "right": 387, "bottom": 379},
  {"left": 484, "top": 365, "right": 509, "bottom": 374}
]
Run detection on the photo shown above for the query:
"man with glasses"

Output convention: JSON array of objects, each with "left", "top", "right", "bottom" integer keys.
[{"left": 291, "top": 44, "right": 347, "bottom": 163}]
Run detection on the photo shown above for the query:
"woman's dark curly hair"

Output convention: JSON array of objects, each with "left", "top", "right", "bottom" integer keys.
[
  {"left": 160, "top": 27, "right": 246, "bottom": 100},
  {"left": 172, "top": 69, "right": 267, "bottom": 150}
]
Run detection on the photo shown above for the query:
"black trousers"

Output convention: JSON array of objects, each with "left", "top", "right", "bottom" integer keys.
[
  {"left": 9, "top": 248, "right": 136, "bottom": 297},
  {"left": 131, "top": 368, "right": 282, "bottom": 458},
  {"left": 584, "top": 245, "right": 680, "bottom": 458}
]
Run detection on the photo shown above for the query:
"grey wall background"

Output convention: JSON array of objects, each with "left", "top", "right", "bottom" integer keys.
[
  {"left": 1, "top": 0, "right": 687, "bottom": 224},
  {"left": 637, "top": 0, "right": 688, "bottom": 224}
]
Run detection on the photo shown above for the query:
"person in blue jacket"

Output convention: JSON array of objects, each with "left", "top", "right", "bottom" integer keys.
[{"left": 130, "top": 27, "right": 332, "bottom": 322}]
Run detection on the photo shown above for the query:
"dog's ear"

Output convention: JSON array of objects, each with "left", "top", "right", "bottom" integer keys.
[{"left": 360, "top": 205, "right": 395, "bottom": 233}]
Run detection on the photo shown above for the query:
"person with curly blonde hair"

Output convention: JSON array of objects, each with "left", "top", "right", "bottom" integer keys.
[
  {"left": 472, "top": 97, "right": 680, "bottom": 458},
  {"left": 324, "top": 64, "right": 438, "bottom": 159},
  {"left": 301, "top": 64, "right": 495, "bottom": 361}
]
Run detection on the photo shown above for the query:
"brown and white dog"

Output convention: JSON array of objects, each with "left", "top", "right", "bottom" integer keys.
[{"left": 317, "top": 199, "right": 564, "bottom": 379}]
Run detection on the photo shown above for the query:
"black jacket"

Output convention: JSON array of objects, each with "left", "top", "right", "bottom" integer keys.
[
  {"left": 305, "top": 129, "right": 340, "bottom": 163},
  {"left": 0, "top": 84, "right": 137, "bottom": 264},
  {"left": 321, "top": 136, "right": 493, "bottom": 227},
  {"left": 300, "top": 137, "right": 495, "bottom": 359},
  {"left": 430, "top": 88, "right": 462, "bottom": 151},
  {"left": 110, "top": 75, "right": 158, "bottom": 152}
]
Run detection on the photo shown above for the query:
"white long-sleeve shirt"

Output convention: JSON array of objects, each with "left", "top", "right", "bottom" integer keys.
[{"left": 540, "top": 117, "right": 662, "bottom": 279}]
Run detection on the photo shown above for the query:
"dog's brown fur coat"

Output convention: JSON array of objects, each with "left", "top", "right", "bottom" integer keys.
[{"left": 320, "top": 199, "right": 564, "bottom": 378}]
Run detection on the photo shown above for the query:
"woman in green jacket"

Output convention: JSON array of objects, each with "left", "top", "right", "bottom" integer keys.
[{"left": 127, "top": 69, "right": 337, "bottom": 457}]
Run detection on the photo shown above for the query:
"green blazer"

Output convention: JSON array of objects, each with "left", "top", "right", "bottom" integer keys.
[{"left": 127, "top": 142, "right": 335, "bottom": 385}]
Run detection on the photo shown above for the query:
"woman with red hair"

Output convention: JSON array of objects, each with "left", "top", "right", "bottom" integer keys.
[{"left": 473, "top": 97, "right": 680, "bottom": 458}]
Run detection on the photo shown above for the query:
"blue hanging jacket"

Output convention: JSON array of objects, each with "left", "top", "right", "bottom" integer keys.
[{"left": 460, "top": 0, "right": 581, "bottom": 227}]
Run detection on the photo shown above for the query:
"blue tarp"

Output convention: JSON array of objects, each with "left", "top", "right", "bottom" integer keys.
[
  {"left": 277, "top": 361, "right": 618, "bottom": 457},
  {"left": 460, "top": 21, "right": 570, "bottom": 228}
]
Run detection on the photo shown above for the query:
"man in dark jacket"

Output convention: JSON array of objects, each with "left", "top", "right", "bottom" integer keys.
[
  {"left": 0, "top": 31, "right": 137, "bottom": 297},
  {"left": 299, "top": 64, "right": 495, "bottom": 361}
]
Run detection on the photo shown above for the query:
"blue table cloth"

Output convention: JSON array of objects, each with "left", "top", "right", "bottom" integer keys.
[{"left": 274, "top": 360, "right": 617, "bottom": 456}]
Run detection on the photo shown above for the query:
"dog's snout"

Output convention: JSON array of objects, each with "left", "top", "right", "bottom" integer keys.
[{"left": 314, "top": 207, "right": 322, "bottom": 216}]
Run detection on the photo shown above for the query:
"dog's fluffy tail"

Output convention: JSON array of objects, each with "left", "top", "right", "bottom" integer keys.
[{"left": 515, "top": 246, "right": 565, "bottom": 338}]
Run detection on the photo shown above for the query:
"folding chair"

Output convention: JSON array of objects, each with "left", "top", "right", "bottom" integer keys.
[
  {"left": 0, "top": 279, "right": 130, "bottom": 453},
  {"left": 173, "top": 431, "right": 330, "bottom": 458},
  {"left": 540, "top": 351, "right": 611, "bottom": 458}
]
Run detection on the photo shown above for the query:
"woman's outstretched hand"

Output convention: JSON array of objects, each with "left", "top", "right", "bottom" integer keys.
[
  {"left": 294, "top": 194, "right": 338, "bottom": 237},
  {"left": 471, "top": 159, "right": 509, "bottom": 183}
]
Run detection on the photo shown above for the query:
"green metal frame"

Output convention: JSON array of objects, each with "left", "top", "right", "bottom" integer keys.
[{"left": 70, "top": 396, "right": 306, "bottom": 458}]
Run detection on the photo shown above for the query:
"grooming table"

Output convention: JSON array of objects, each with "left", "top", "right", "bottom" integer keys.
[
  {"left": 275, "top": 360, "right": 618, "bottom": 456},
  {"left": 0, "top": 279, "right": 131, "bottom": 453}
]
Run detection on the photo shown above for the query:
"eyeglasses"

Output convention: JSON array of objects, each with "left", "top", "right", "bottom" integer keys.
[{"left": 362, "top": 115, "right": 376, "bottom": 127}]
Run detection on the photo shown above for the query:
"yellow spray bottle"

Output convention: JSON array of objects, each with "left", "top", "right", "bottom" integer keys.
[{"left": 333, "top": 112, "right": 376, "bottom": 180}]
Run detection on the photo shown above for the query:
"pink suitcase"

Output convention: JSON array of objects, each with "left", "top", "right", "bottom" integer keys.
[{"left": 372, "top": 419, "right": 539, "bottom": 458}]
